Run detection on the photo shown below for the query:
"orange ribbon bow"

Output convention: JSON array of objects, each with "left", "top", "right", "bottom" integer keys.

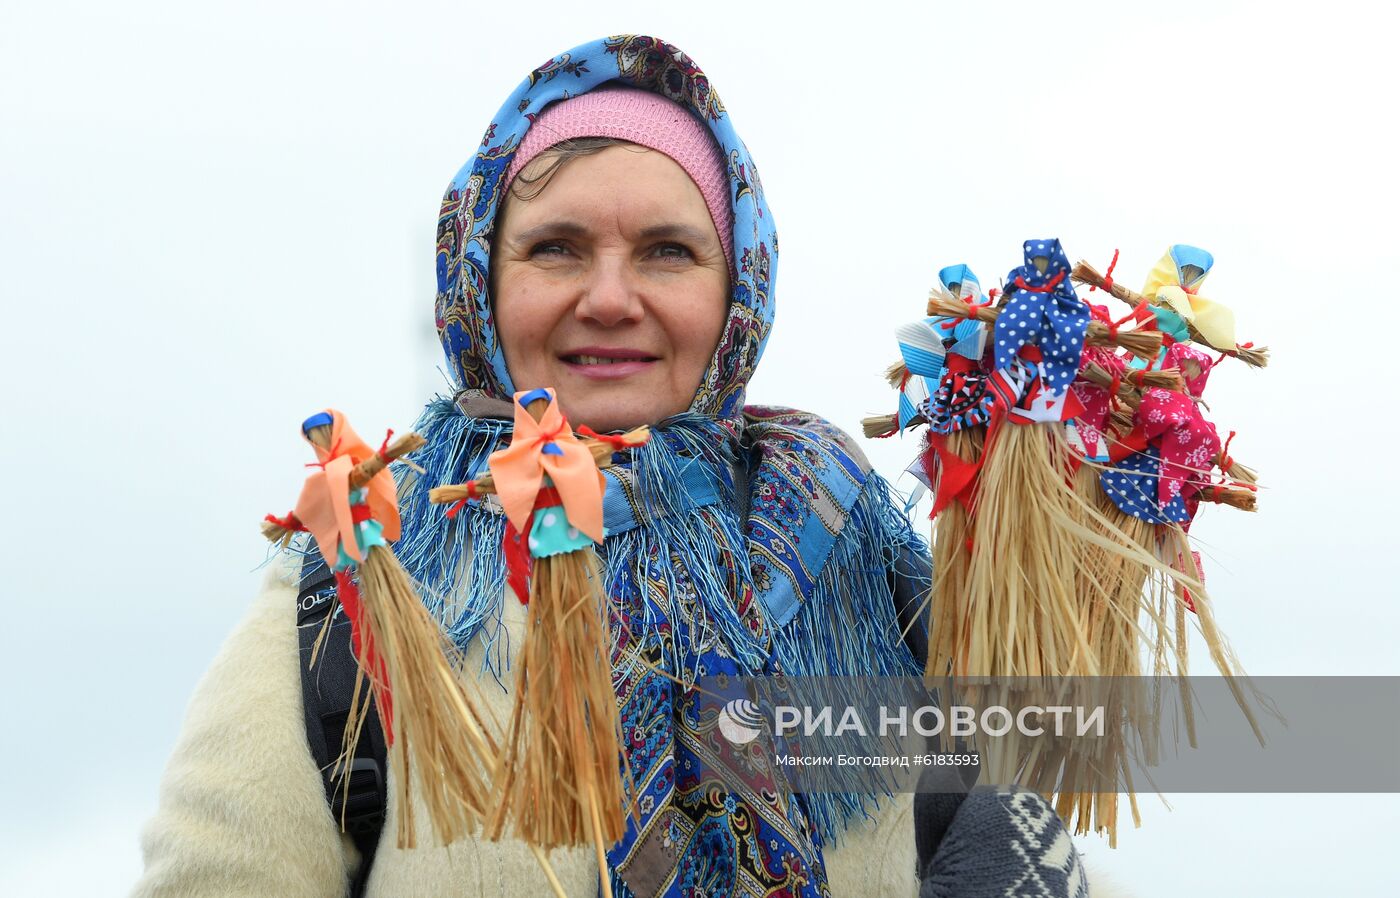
[
  {"left": 293, "top": 410, "right": 401, "bottom": 567},
  {"left": 487, "top": 388, "right": 606, "bottom": 543}
]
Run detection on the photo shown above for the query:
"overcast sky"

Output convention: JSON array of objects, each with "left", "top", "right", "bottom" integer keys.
[{"left": 2, "top": 1, "right": 1397, "bottom": 895}]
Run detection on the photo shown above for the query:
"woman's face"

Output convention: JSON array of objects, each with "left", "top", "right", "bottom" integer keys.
[{"left": 492, "top": 143, "right": 730, "bottom": 433}]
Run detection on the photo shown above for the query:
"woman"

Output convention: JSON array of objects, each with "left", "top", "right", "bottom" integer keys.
[{"left": 132, "top": 35, "right": 1095, "bottom": 898}]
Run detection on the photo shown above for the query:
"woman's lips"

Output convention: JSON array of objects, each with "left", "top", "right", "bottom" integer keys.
[{"left": 560, "top": 351, "right": 659, "bottom": 379}]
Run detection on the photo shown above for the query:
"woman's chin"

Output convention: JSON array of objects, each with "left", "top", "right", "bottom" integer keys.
[
  {"left": 556, "top": 393, "right": 685, "bottom": 434},
  {"left": 539, "top": 371, "right": 692, "bottom": 433},
  {"left": 567, "top": 405, "right": 659, "bottom": 434}
]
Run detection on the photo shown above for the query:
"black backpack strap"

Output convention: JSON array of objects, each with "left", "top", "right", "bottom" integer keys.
[
  {"left": 296, "top": 556, "right": 388, "bottom": 898},
  {"left": 890, "top": 540, "right": 932, "bottom": 671}
]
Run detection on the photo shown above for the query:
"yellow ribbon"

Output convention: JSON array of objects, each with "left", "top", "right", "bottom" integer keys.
[{"left": 1142, "top": 249, "right": 1237, "bottom": 352}]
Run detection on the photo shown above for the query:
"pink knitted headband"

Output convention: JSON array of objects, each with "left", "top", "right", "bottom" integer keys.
[{"left": 504, "top": 84, "right": 734, "bottom": 271}]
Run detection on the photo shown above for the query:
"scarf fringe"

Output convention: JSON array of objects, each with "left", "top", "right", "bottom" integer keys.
[
  {"left": 600, "top": 415, "right": 770, "bottom": 679},
  {"left": 770, "top": 472, "right": 927, "bottom": 846},
  {"left": 390, "top": 399, "right": 924, "bottom": 849},
  {"left": 393, "top": 398, "right": 514, "bottom": 681}
]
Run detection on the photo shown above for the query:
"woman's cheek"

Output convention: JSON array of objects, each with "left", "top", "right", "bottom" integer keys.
[{"left": 497, "top": 270, "right": 554, "bottom": 342}]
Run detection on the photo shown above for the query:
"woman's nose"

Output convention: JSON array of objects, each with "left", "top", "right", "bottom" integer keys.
[{"left": 574, "top": 255, "right": 644, "bottom": 327}]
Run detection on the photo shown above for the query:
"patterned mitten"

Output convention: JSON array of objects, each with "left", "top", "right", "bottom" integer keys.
[{"left": 917, "top": 787, "right": 1089, "bottom": 898}]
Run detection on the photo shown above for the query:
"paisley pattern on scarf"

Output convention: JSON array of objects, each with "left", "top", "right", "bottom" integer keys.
[{"left": 408, "top": 36, "right": 926, "bottom": 898}]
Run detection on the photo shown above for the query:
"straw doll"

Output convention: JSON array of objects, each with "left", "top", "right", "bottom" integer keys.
[
  {"left": 261, "top": 410, "right": 496, "bottom": 848},
  {"left": 1065, "top": 250, "right": 1266, "bottom": 837},
  {"left": 875, "top": 243, "right": 1187, "bottom": 842},
  {"left": 939, "top": 240, "right": 1106, "bottom": 680},
  {"left": 429, "top": 387, "right": 649, "bottom": 898},
  {"left": 862, "top": 266, "right": 987, "bottom": 649},
  {"left": 1072, "top": 244, "right": 1269, "bottom": 368},
  {"left": 1095, "top": 340, "right": 1261, "bottom": 739}
]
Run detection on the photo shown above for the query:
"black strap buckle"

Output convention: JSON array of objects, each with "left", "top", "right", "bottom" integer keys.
[{"left": 328, "top": 757, "right": 385, "bottom": 832}]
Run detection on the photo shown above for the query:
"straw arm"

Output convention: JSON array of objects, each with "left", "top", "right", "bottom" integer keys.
[
  {"left": 1233, "top": 344, "right": 1270, "bottom": 367},
  {"left": 925, "top": 295, "right": 1162, "bottom": 355},
  {"left": 1088, "top": 322, "right": 1162, "bottom": 355},
  {"left": 926, "top": 295, "right": 999, "bottom": 325},
  {"left": 1078, "top": 363, "right": 1184, "bottom": 403},
  {"left": 428, "top": 426, "right": 650, "bottom": 503},
  {"left": 1207, "top": 332, "right": 1270, "bottom": 368},
  {"left": 1070, "top": 260, "right": 1148, "bottom": 307},
  {"left": 349, "top": 433, "right": 427, "bottom": 489},
  {"left": 862, "top": 412, "right": 904, "bottom": 438},
  {"left": 260, "top": 516, "right": 301, "bottom": 545},
  {"left": 260, "top": 433, "right": 426, "bottom": 544},
  {"left": 1196, "top": 486, "right": 1257, "bottom": 512},
  {"left": 1217, "top": 456, "right": 1258, "bottom": 485},
  {"left": 1075, "top": 260, "right": 1270, "bottom": 368}
]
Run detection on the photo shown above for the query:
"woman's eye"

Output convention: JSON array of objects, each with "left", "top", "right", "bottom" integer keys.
[
  {"left": 529, "top": 241, "right": 570, "bottom": 257},
  {"left": 652, "top": 243, "right": 692, "bottom": 260}
]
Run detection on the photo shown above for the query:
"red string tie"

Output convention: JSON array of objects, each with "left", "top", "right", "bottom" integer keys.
[
  {"left": 1089, "top": 249, "right": 1120, "bottom": 293},
  {"left": 942, "top": 293, "right": 991, "bottom": 328},
  {"left": 376, "top": 429, "right": 395, "bottom": 464},
  {"left": 577, "top": 424, "right": 644, "bottom": 450},
  {"left": 445, "top": 480, "right": 479, "bottom": 519},
  {"left": 1107, "top": 369, "right": 1123, "bottom": 409},
  {"left": 263, "top": 512, "right": 307, "bottom": 532},
  {"left": 1218, "top": 430, "right": 1237, "bottom": 475},
  {"left": 532, "top": 419, "right": 567, "bottom": 448},
  {"left": 1013, "top": 270, "right": 1067, "bottom": 293},
  {"left": 1090, "top": 300, "right": 1148, "bottom": 341},
  {"left": 304, "top": 437, "right": 344, "bottom": 470}
]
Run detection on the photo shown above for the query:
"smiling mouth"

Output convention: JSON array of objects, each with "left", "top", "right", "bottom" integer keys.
[{"left": 561, "top": 353, "right": 658, "bottom": 365}]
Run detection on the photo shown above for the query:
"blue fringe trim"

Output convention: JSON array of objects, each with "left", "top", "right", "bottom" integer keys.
[
  {"left": 769, "top": 471, "right": 927, "bottom": 846},
  {"left": 392, "top": 397, "right": 514, "bottom": 683},
  {"left": 389, "top": 397, "right": 926, "bottom": 849},
  {"left": 596, "top": 413, "right": 770, "bottom": 679},
  {"left": 390, "top": 402, "right": 770, "bottom": 681}
]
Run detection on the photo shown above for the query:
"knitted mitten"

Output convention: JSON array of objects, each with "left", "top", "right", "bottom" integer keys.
[{"left": 916, "top": 782, "right": 1089, "bottom": 898}]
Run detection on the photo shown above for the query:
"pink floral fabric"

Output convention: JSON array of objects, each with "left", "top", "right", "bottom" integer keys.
[
  {"left": 1162, "top": 342, "right": 1216, "bottom": 398},
  {"left": 1134, "top": 386, "right": 1221, "bottom": 505},
  {"left": 1070, "top": 342, "right": 1124, "bottom": 459}
]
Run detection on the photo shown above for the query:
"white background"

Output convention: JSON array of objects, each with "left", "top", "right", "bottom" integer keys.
[{"left": 2, "top": 1, "right": 1397, "bottom": 895}]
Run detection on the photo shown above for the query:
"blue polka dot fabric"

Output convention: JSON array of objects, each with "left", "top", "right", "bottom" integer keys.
[
  {"left": 994, "top": 239, "right": 1089, "bottom": 397},
  {"left": 1099, "top": 446, "right": 1191, "bottom": 524}
]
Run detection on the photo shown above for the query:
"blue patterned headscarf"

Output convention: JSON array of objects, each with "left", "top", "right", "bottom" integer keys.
[
  {"left": 434, "top": 34, "right": 772, "bottom": 422},
  {"left": 400, "top": 35, "right": 926, "bottom": 898}
]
